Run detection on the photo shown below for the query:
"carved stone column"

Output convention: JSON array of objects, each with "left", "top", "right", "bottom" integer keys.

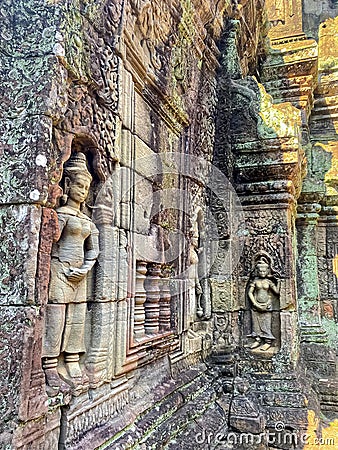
[
  {"left": 296, "top": 200, "right": 327, "bottom": 342},
  {"left": 319, "top": 202, "right": 338, "bottom": 324},
  {"left": 86, "top": 180, "right": 117, "bottom": 386},
  {"left": 134, "top": 261, "right": 147, "bottom": 338},
  {"left": 295, "top": 198, "right": 338, "bottom": 379},
  {"left": 159, "top": 265, "right": 171, "bottom": 332},
  {"left": 144, "top": 263, "right": 161, "bottom": 334}
]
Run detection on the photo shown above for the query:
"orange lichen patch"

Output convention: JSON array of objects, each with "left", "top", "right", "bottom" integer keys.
[
  {"left": 321, "top": 420, "right": 338, "bottom": 448},
  {"left": 282, "top": 150, "right": 300, "bottom": 164},
  {"left": 304, "top": 410, "right": 338, "bottom": 449},
  {"left": 318, "top": 16, "right": 338, "bottom": 73},
  {"left": 322, "top": 300, "right": 334, "bottom": 319},
  {"left": 315, "top": 142, "right": 338, "bottom": 195},
  {"left": 279, "top": 137, "right": 303, "bottom": 151}
]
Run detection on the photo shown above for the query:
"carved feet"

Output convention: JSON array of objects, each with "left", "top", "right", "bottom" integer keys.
[
  {"left": 44, "top": 367, "right": 71, "bottom": 397},
  {"left": 259, "top": 343, "right": 271, "bottom": 351},
  {"left": 250, "top": 338, "right": 261, "bottom": 349},
  {"left": 58, "top": 354, "right": 89, "bottom": 392},
  {"left": 43, "top": 355, "right": 89, "bottom": 396},
  {"left": 247, "top": 337, "right": 273, "bottom": 352}
]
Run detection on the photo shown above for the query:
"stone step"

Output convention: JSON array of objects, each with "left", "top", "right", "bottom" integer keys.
[
  {"left": 264, "top": 406, "right": 309, "bottom": 429},
  {"left": 251, "top": 378, "right": 304, "bottom": 394},
  {"left": 141, "top": 385, "right": 219, "bottom": 448},
  {"left": 164, "top": 402, "right": 228, "bottom": 450},
  {"left": 100, "top": 370, "right": 220, "bottom": 449},
  {"left": 254, "top": 391, "right": 307, "bottom": 408},
  {"left": 318, "top": 378, "right": 338, "bottom": 414}
]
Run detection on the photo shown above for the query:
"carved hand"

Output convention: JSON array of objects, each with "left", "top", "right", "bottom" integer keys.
[
  {"left": 268, "top": 278, "right": 281, "bottom": 294},
  {"left": 252, "top": 301, "right": 272, "bottom": 312},
  {"left": 66, "top": 267, "right": 88, "bottom": 282}
]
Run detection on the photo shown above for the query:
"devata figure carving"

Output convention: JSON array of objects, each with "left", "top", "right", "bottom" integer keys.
[
  {"left": 247, "top": 255, "right": 280, "bottom": 352},
  {"left": 189, "top": 228, "right": 203, "bottom": 319},
  {"left": 42, "top": 152, "right": 99, "bottom": 393}
]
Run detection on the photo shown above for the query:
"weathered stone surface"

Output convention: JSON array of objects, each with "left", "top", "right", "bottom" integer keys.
[
  {"left": 0, "top": 205, "right": 41, "bottom": 306},
  {"left": 0, "top": 116, "right": 55, "bottom": 205},
  {"left": 265, "top": 0, "right": 304, "bottom": 41},
  {"left": 0, "top": 306, "right": 46, "bottom": 439},
  {"left": 303, "top": 0, "right": 338, "bottom": 40}
]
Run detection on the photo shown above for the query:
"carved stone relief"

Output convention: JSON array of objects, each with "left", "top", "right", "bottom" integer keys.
[
  {"left": 126, "top": 0, "right": 174, "bottom": 74},
  {"left": 229, "top": 377, "right": 266, "bottom": 434},
  {"left": 266, "top": 0, "right": 303, "bottom": 40},
  {"left": 187, "top": 203, "right": 212, "bottom": 322},
  {"left": 238, "top": 209, "right": 289, "bottom": 279},
  {"left": 189, "top": 223, "right": 203, "bottom": 323},
  {"left": 245, "top": 254, "right": 281, "bottom": 354},
  {"left": 42, "top": 152, "right": 99, "bottom": 394},
  {"left": 213, "top": 312, "right": 239, "bottom": 354}
]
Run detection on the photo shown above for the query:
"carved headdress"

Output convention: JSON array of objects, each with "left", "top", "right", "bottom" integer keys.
[
  {"left": 61, "top": 152, "right": 92, "bottom": 205},
  {"left": 63, "top": 152, "right": 92, "bottom": 181},
  {"left": 249, "top": 252, "right": 280, "bottom": 281},
  {"left": 255, "top": 256, "right": 271, "bottom": 275}
]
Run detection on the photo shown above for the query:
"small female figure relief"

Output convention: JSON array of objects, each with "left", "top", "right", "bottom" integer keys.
[
  {"left": 42, "top": 152, "right": 99, "bottom": 394},
  {"left": 247, "top": 255, "right": 280, "bottom": 352},
  {"left": 189, "top": 228, "right": 203, "bottom": 320}
]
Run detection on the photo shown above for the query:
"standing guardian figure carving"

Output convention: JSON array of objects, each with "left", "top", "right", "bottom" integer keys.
[{"left": 42, "top": 152, "right": 99, "bottom": 394}]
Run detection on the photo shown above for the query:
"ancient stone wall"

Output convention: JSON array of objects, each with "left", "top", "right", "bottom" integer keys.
[{"left": 0, "top": 0, "right": 231, "bottom": 447}]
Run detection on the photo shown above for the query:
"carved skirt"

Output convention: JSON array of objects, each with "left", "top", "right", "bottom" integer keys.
[
  {"left": 49, "top": 258, "right": 87, "bottom": 304},
  {"left": 251, "top": 309, "right": 275, "bottom": 341},
  {"left": 42, "top": 302, "right": 86, "bottom": 356},
  {"left": 42, "top": 258, "right": 87, "bottom": 356}
]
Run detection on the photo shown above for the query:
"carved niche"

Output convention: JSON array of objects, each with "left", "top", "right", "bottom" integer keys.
[
  {"left": 244, "top": 252, "right": 281, "bottom": 356},
  {"left": 42, "top": 149, "right": 100, "bottom": 395},
  {"left": 188, "top": 208, "right": 211, "bottom": 322}
]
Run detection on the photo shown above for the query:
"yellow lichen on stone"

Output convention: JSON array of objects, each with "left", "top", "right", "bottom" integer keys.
[
  {"left": 304, "top": 410, "right": 338, "bottom": 449},
  {"left": 315, "top": 142, "right": 338, "bottom": 195},
  {"left": 257, "top": 81, "right": 301, "bottom": 138},
  {"left": 332, "top": 254, "right": 338, "bottom": 280},
  {"left": 271, "top": 39, "right": 318, "bottom": 66},
  {"left": 318, "top": 16, "right": 338, "bottom": 72}
]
